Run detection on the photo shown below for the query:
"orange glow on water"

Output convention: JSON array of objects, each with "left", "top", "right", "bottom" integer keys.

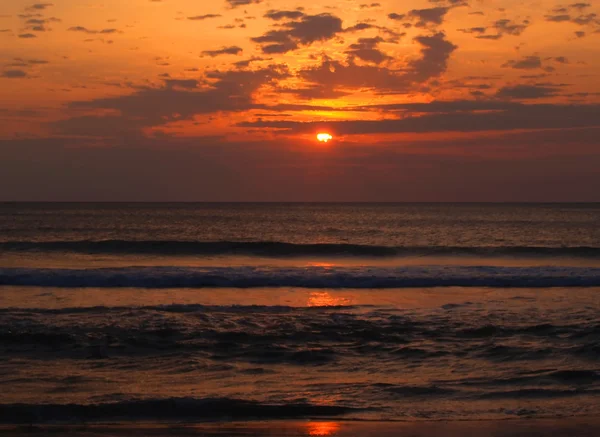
[{"left": 308, "top": 292, "right": 351, "bottom": 307}]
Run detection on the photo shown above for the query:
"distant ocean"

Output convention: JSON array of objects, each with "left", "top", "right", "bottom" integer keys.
[{"left": 1, "top": 203, "right": 600, "bottom": 424}]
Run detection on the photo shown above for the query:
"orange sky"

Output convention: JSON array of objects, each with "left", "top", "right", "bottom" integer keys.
[{"left": 0, "top": 0, "right": 599, "bottom": 201}]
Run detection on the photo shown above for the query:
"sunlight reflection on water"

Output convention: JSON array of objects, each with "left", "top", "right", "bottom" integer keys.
[
  {"left": 307, "top": 422, "right": 341, "bottom": 436},
  {"left": 308, "top": 291, "right": 352, "bottom": 307}
]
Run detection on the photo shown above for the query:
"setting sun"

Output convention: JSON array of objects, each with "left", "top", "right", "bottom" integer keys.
[{"left": 317, "top": 133, "right": 333, "bottom": 143}]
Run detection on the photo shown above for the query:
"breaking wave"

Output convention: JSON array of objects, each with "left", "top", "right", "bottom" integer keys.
[{"left": 2, "top": 240, "right": 600, "bottom": 258}]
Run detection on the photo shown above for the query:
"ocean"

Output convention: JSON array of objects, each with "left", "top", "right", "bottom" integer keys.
[{"left": 1, "top": 203, "right": 600, "bottom": 425}]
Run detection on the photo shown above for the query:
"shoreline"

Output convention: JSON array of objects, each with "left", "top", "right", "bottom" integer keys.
[{"left": 3, "top": 417, "right": 600, "bottom": 436}]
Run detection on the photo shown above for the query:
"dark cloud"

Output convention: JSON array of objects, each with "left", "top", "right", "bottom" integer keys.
[
  {"left": 252, "top": 13, "right": 343, "bottom": 54},
  {"left": 27, "top": 3, "right": 53, "bottom": 10},
  {"left": 68, "top": 26, "right": 120, "bottom": 34},
  {"left": 238, "top": 101, "right": 600, "bottom": 135},
  {"left": 264, "top": 10, "right": 304, "bottom": 21},
  {"left": 408, "top": 7, "right": 450, "bottom": 27},
  {"left": 187, "top": 14, "right": 221, "bottom": 21},
  {"left": 297, "top": 32, "right": 456, "bottom": 95},
  {"left": 360, "top": 3, "right": 381, "bottom": 9},
  {"left": 346, "top": 37, "right": 391, "bottom": 64},
  {"left": 493, "top": 19, "right": 530, "bottom": 36},
  {"left": 8, "top": 58, "right": 48, "bottom": 67},
  {"left": 53, "top": 66, "right": 289, "bottom": 136},
  {"left": 201, "top": 46, "right": 243, "bottom": 57},
  {"left": 458, "top": 27, "right": 486, "bottom": 34},
  {"left": 1, "top": 70, "right": 28, "bottom": 78},
  {"left": 570, "top": 3, "right": 591, "bottom": 9},
  {"left": 496, "top": 84, "right": 561, "bottom": 99},
  {"left": 572, "top": 13, "right": 598, "bottom": 25},
  {"left": 427, "top": 0, "right": 467, "bottom": 4},
  {"left": 544, "top": 6, "right": 599, "bottom": 28},
  {"left": 277, "top": 85, "right": 350, "bottom": 100},
  {"left": 233, "top": 56, "right": 268, "bottom": 68},
  {"left": 344, "top": 22, "right": 376, "bottom": 32},
  {"left": 18, "top": 33, "right": 37, "bottom": 38},
  {"left": 380, "top": 28, "right": 406, "bottom": 43},
  {"left": 164, "top": 79, "right": 199, "bottom": 89},
  {"left": 502, "top": 56, "right": 543, "bottom": 69},
  {"left": 408, "top": 32, "right": 458, "bottom": 82},
  {"left": 22, "top": 16, "right": 60, "bottom": 32},
  {"left": 469, "top": 19, "right": 531, "bottom": 40},
  {"left": 545, "top": 14, "right": 571, "bottom": 22},
  {"left": 476, "top": 34, "right": 502, "bottom": 40},
  {"left": 388, "top": 13, "right": 405, "bottom": 21},
  {"left": 226, "top": 0, "right": 262, "bottom": 8}
]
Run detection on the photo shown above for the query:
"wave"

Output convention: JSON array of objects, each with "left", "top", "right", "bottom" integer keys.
[
  {"left": 0, "top": 397, "right": 362, "bottom": 424},
  {"left": 2, "top": 265, "right": 600, "bottom": 288},
  {"left": 2, "top": 240, "right": 600, "bottom": 258}
]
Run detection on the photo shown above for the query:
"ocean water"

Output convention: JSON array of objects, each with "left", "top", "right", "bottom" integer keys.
[{"left": 1, "top": 203, "right": 600, "bottom": 424}]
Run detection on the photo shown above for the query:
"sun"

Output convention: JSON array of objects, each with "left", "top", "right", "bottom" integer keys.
[{"left": 317, "top": 133, "right": 333, "bottom": 143}]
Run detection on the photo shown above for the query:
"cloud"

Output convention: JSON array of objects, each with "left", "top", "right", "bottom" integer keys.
[
  {"left": 476, "top": 34, "right": 502, "bottom": 40},
  {"left": 458, "top": 27, "right": 487, "bottom": 34},
  {"left": 544, "top": 4, "right": 599, "bottom": 28},
  {"left": 18, "top": 33, "right": 37, "bottom": 38},
  {"left": 572, "top": 13, "right": 598, "bottom": 25},
  {"left": 187, "top": 14, "right": 221, "bottom": 21},
  {"left": 545, "top": 14, "right": 571, "bottom": 22},
  {"left": 472, "top": 18, "right": 531, "bottom": 40},
  {"left": 7, "top": 58, "right": 48, "bottom": 67},
  {"left": 238, "top": 101, "right": 600, "bottom": 135},
  {"left": 570, "top": 3, "right": 591, "bottom": 9},
  {"left": 27, "top": 3, "right": 53, "bottom": 10},
  {"left": 233, "top": 56, "right": 268, "bottom": 68},
  {"left": 493, "top": 19, "right": 530, "bottom": 36},
  {"left": 343, "top": 22, "right": 376, "bottom": 32},
  {"left": 252, "top": 13, "right": 343, "bottom": 54},
  {"left": 201, "top": 46, "right": 243, "bottom": 57},
  {"left": 264, "top": 10, "right": 304, "bottom": 21},
  {"left": 1, "top": 70, "right": 28, "bottom": 78},
  {"left": 408, "top": 32, "right": 458, "bottom": 82},
  {"left": 53, "top": 65, "right": 289, "bottom": 137},
  {"left": 226, "top": 0, "right": 262, "bottom": 8},
  {"left": 496, "top": 84, "right": 561, "bottom": 99},
  {"left": 296, "top": 32, "right": 456, "bottom": 95},
  {"left": 388, "top": 13, "right": 405, "bottom": 21},
  {"left": 346, "top": 37, "right": 391, "bottom": 64},
  {"left": 21, "top": 16, "right": 61, "bottom": 32},
  {"left": 164, "top": 79, "right": 199, "bottom": 89},
  {"left": 408, "top": 7, "right": 450, "bottom": 27},
  {"left": 360, "top": 3, "right": 381, "bottom": 9},
  {"left": 277, "top": 85, "right": 350, "bottom": 100},
  {"left": 68, "top": 26, "right": 120, "bottom": 34},
  {"left": 502, "top": 56, "right": 543, "bottom": 69}
]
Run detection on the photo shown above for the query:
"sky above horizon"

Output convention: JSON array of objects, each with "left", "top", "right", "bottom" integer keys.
[{"left": 1, "top": 0, "right": 599, "bottom": 201}]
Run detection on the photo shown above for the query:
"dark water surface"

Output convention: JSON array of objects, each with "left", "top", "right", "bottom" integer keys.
[{"left": 1, "top": 203, "right": 599, "bottom": 424}]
